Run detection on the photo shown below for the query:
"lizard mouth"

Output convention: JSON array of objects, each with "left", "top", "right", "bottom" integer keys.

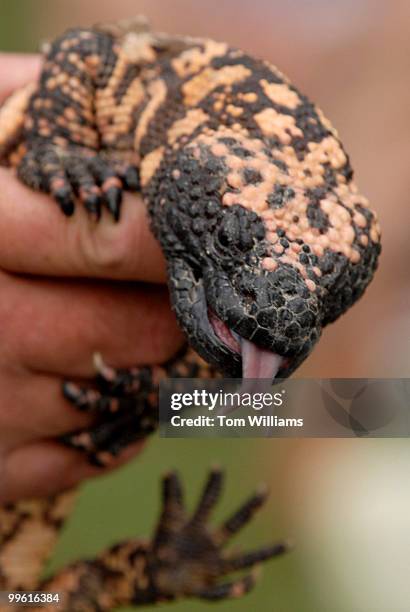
[
  {"left": 208, "top": 309, "right": 241, "bottom": 354},
  {"left": 208, "top": 309, "right": 285, "bottom": 380}
]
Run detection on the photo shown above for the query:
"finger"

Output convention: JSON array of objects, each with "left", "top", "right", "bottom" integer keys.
[
  {"left": 2, "top": 274, "right": 184, "bottom": 377},
  {"left": 0, "top": 371, "right": 100, "bottom": 451},
  {"left": 0, "top": 169, "right": 167, "bottom": 282},
  {"left": 0, "top": 54, "right": 41, "bottom": 103},
  {"left": 0, "top": 438, "right": 144, "bottom": 503}
]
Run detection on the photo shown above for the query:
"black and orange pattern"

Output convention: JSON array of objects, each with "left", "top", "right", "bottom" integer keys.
[
  {"left": 0, "top": 17, "right": 381, "bottom": 378},
  {"left": 0, "top": 16, "right": 380, "bottom": 609},
  {"left": 0, "top": 471, "right": 288, "bottom": 611}
]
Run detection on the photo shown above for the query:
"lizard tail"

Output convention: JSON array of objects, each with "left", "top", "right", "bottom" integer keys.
[{"left": 0, "top": 490, "right": 77, "bottom": 592}]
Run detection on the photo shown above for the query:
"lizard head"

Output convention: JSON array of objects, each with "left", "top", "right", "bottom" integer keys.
[
  {"left": 164, "top": 202, "right": 322, "bottom": 379},
  {"left": 149, "top": 131, "right": 380, "bottom": 380}
]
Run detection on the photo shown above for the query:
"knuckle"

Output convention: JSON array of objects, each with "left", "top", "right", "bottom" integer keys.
[
  {"left": 79, "top": 220, "right": 141, "bottom": 276},
  {"left": 147, "top": 325, "right": 184, "bottom": 363}
]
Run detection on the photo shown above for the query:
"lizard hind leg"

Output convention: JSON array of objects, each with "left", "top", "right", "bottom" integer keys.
[
  {"left": 37, "top": 470, "right": 289, "bottom": 609},
  {"left": 147, "top": 469, "right": 290, "bottom": 602}
]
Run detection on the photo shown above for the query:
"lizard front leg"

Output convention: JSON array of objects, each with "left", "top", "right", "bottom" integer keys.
[
  {"left": 1, "top": 26, "right": 145, "bottom": 219},
  {"left": 61, "top": 347, "right": 218, "bottom": 466}
]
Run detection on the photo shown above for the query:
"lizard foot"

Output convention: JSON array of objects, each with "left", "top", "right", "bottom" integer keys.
[
  {"left": 147, "top": 469, "right": 290, "bottom": 601},
  {"left": 61, "top": 354, "right": 158, "bottom": 465},
  {"left": 17, "top": 142, "right": 139, "bottom": 220}
]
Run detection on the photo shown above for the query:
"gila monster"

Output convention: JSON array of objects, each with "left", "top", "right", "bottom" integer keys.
[{"left": 0, "top": 16, "right": 380, "bottom": 610}]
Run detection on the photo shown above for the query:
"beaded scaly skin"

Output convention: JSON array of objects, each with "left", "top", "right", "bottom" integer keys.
[{"left": 0, "top": 16, "right": 380, "bottom": 609}]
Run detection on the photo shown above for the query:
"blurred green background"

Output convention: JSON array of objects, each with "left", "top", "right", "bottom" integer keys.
[{"left": 1, "top": 1, "right": 409, "bottom": 610}]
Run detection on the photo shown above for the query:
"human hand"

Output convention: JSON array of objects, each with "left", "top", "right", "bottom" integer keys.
[{"left": 0, "top": 54, "right": 184, "bottom": 503}]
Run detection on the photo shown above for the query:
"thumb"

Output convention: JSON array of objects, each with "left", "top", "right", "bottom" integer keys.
[
  {"left": 0, "top": 168, "right": 167, "bottom": 282},
  {"left": 0, "top": 53, "right": 42, "bottom": 103}
]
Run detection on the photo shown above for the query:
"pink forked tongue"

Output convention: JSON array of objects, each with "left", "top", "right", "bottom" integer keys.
[
  {"left": 241, "top": 338, "right": 283, "bottom": 380},
  {"left": 219, "top": 340, "right": 283, "bottom": 416}
]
